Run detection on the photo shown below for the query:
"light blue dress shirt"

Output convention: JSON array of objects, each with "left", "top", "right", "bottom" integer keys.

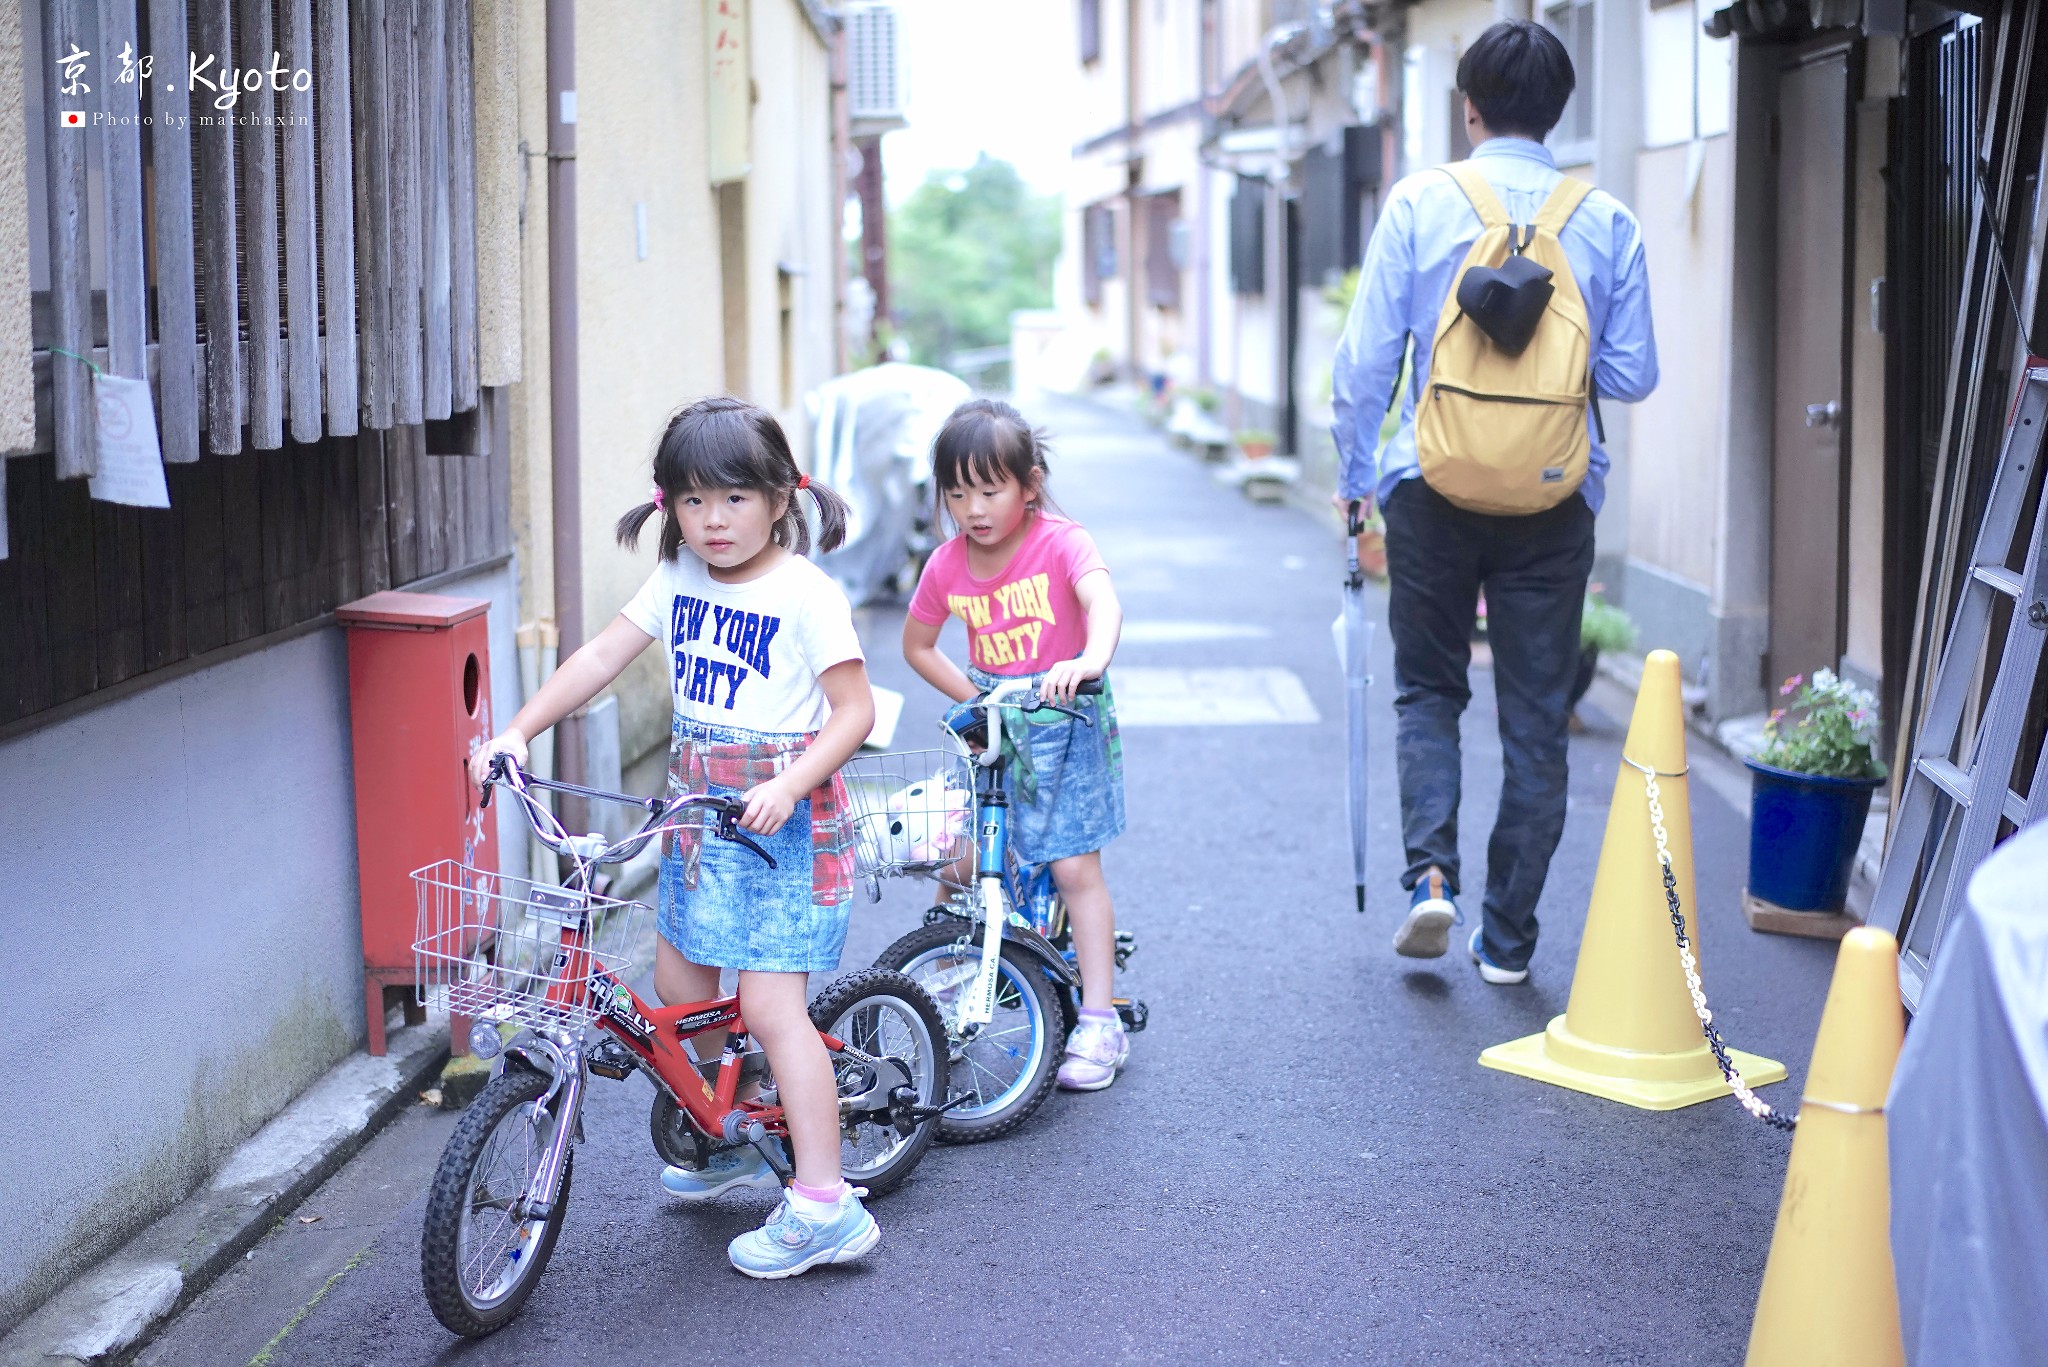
[{"left": 1331, "top": 137, "right": 1659, "bottom": 513}]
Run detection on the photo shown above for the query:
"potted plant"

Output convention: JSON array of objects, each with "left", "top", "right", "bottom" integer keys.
[
  {"left": 1744, "top": 669, "right": 1887, "bottom": 913},
  {"left": 1572, "top": 593, "right": 1636, "bottom": 711},
  {"left": 1235, "top": 428, "right": 1278, "bottom": 461}
]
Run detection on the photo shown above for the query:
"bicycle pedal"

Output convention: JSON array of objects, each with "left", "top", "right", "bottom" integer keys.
[
  {"left": 586, "top": 1039, "right": 637, "bottom": 1080},
  {"left": 1114, "top": 998, "right": 1148, "bottom": 1034}
]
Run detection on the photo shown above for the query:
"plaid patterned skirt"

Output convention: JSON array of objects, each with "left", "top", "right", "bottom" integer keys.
[{"left": 657, "top": 717, "right": 857, "bottom": 973}]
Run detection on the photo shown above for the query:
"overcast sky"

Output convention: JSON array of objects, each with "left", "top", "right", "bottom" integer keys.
[{"left": 880, "top": 0, "right": 1079, "bottom": 205}]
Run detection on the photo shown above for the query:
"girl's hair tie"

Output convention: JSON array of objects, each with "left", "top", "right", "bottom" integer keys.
[
  {"left": 649, "top": 485, "right": 664, "bottom": 507},
  {"left": 797, "top": 474, "right": 811, "bottom": 490}
]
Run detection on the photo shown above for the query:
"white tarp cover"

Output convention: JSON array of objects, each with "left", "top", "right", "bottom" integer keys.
[{"left": 1887, "top": 818, "right": 2048, "bottom": 1367}]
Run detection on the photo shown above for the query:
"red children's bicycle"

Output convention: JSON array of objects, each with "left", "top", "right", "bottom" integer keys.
[{"left": 409, "top": 756, "right": 951, "bottom": 1337}]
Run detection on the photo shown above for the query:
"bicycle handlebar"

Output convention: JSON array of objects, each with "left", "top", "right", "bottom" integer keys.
[{"left": 481, "top": 753, "right": 777, "bottom": 870}]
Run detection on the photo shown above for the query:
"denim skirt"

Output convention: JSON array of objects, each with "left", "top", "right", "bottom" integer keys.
[
  {"left": 656, "top": 718, "right": 856, "bottom": 974},
  {"left": 968, "top": 664, "right": 1126, "bottom": 864}
]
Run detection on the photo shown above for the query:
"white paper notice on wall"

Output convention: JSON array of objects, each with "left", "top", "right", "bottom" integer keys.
[{"left": 87, "top": 373, "right": 170, "bottom": 509}]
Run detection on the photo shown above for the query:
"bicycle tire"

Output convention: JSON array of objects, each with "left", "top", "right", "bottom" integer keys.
[
  {"left": 420, "top": 1068, "right": 574, "bottom": 1338},
  {"left": 808, "top": 968, "right": 950, "bottom": 1194},
  {"left": 874, "top": 919, "right": 1065, "bottom": 1144}
]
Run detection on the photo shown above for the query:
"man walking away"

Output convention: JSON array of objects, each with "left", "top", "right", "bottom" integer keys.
[{"left": 1331, "top": 20, "right": 1658, "bottom": 984}]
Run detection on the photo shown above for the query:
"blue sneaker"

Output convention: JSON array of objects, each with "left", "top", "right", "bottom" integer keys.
[
  {"left": 659, "top": 1146, "right": 779, "bottom": 1202},
  {"left": 727, "top": 1190, "right": 880, "bottom": 1279},
  {"left": 1469, "top": 927, "right": 1529, "bottom": 985},
  {"left": 1393, "top": 866, "right": 1457, "bottom": 958}
]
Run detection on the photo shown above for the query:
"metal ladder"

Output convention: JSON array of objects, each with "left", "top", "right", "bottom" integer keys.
[{"left": 1869, "top": 366, "right": 2048, "bottom": 1009}]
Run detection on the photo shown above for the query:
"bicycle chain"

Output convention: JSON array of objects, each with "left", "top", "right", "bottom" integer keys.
[{"left": 1640, "top": 767, "right": 1797, "bottom": 1133}]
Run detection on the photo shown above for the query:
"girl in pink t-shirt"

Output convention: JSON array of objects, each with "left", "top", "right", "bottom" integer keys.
[{"left": 903, "top": 399, "right": 1132, "bottom": 1092}]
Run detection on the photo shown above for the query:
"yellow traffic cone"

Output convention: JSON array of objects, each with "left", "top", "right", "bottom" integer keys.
[
  {"left": 1480, "top": 649, "right": 1789, "bottom": 1107},
  {"left": 1745, "top": 927, "right": 1906, "bottom": 1367}
]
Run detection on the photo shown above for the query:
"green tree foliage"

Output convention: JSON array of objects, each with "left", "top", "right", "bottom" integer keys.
[{"left": 887, "top": 156, "right": 1061, "bottom": 370}]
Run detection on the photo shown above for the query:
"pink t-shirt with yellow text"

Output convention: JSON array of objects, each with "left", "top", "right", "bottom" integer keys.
[{"left": 907, "top": 514, "right": 1108, "bottom": 675}]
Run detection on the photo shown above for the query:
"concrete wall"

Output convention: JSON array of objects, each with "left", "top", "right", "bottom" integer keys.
[
  {"left": 0, "top": 558, "right": 517, "bottom": 1333},
  {"left": 1844, "top": 90, "right": 1889, "bottom": 684},
  {"left": 501, "top": 1, "right": 840, "bottom": 775},
  {"left": 572, "top": 0, "right": 727, "bottom": 769},
  {"left": 737, "top": 1, "right": 836, "bottom": 444}
]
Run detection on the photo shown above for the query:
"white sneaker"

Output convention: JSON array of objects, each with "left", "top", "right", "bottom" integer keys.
[
  {"left": 1393, "top": 867, "right": 1458, "bottom": 958},
  {"left": 1056, "top": 1016, "right": 1130, "bottom": 1091},
  {"left": 1469, "top": 927, "right": 1530, "bottom": 985}
]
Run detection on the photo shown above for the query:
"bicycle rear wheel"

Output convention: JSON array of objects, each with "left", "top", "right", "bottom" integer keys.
[
  {"left": 420, "top": 1068, "right": 573, "bottom": 1337},
  {"left": 875, "top": 918, "right": 1065, "bottom": 1143}
]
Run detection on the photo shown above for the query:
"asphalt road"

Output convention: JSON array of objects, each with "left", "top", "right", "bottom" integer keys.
[{"left": 142, "top": 394, "right": 1839, "bottom": 1366}]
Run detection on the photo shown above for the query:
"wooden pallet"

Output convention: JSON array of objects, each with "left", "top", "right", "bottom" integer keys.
[{"left": 1742, "top": 888, "right": 1862, "bottom": 941}]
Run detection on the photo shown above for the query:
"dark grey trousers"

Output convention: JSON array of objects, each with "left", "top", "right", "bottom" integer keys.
[{"left": 1381, "top": 477, "right": 1596, "bottom": 971}]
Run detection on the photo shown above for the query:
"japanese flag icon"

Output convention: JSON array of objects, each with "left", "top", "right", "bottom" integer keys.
[{"left": 60, "top": 111, "right": 85, "bottom": 128}]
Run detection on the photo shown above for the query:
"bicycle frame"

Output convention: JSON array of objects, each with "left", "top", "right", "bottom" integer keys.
[
  {"left": 947, "top": 676, "right": 1096, "bottom": 1028},
  {"left": 478, "top": 758, "right": 919, "bottom": 1191}
]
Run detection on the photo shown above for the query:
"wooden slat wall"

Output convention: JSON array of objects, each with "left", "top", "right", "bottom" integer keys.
[
  {"left": 193, "top": 0, "right": 243, "bottom": 450},
  {"left": 387, "top": 0, "right": 425, "bottom": 427},
  {"left": 99, "top": 0, "right": 149, "bottom": 383},
  {"left": 318, "top": 0, "right": 360, "bottom": 436},
  {"left": 449, "top": 0, "right": 480, "bottom": 411},
  {"left": 419, "top": 0, "right": 453, "bottom": 420},
  {"left": 39, "top": 0, "right": 95, "bottom": 478},
  {"left": 282, "top": 0, "right": 324, "bottom": 443},
  {"left": 4, "top": 1, "right": 502, "bottom": 728},
  {"left": 148, "top": 0, "right": 201, "bottom": 464},
  {"left": 352, "top": 0, "right": 394, "bottom": 430},
  {"left": 238, "top": 0, "right": 285, "bottom": 449}
]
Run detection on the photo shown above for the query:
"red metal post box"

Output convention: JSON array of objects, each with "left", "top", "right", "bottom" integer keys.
[{"left": 337, "top": 590, "right": 497, "bottom": 1054}]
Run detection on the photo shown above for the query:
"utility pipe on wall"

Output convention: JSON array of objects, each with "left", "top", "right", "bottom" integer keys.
[{"left": 546, "top": 0, "right": 584, "bottom": 793}]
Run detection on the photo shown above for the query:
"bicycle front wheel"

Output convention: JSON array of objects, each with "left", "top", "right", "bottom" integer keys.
[
  {"left": 810, "top": 969, "right": 949, "bottom": 1194},
  {"left": 876, "top": 918, "right": 1065, "bottom": 1143},
  {"left": 420, "top": 1067, "right": 573, "bottom": 1338}
]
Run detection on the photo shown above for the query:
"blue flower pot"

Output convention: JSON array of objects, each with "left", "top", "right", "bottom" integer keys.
[{"left": 1744, "top": 758, "right": 1883, "bottom": 912}]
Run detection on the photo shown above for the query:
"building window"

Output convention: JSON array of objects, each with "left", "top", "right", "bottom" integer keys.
[
  {"left": 1079, "top": 0, "right": 1102, "bottom": 66},
  {"left": 1082, "top": 202, "right": 1118, "bottom": 306},
  {"left": 1144, "top": 192, "right": 1183, "bottom": 309},
  {"left": 1229, "top": 177, "right": 1265, "bottom": 296},
  {"left": 1542, "top": 0, "right": 1597, "bottom": 157}
]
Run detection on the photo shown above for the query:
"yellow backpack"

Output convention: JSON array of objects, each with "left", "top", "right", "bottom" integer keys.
[{"left": 1414, "top": 162, "right": 1597, "bottom": 516}]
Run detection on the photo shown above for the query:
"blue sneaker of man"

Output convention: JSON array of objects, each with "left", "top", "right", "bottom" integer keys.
[
  {"left": 727, "top": 1190, "right": 880, "bottom": 1279},
  {"left": 659, "top": 1145, "right": 779, "bottom": 1202},
  {"left": 1469, "top": 926, "right": 1530, "bottom": 985},
  {"left": 1393, "top": 866, "right": 1457, "bottom": 958}
]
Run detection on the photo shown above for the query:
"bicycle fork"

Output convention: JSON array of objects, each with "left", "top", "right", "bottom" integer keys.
[
  {"left": 512, "top": 1031, "right": 586, "bottom": 1220},
  {"left": 960, "top": 797, "right": 1009, "bottom": 1030}
]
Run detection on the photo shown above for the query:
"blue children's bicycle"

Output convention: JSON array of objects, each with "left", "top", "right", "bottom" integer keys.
[{"left": 843, "top": 677, "right": 1146, "bottom": 1142}]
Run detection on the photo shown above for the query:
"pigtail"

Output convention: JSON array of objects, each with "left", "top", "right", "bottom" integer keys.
[
  {"left": 615, "top": 487, "right": 684, "bottom": 562},
  {"left": 797, "top": 477, "right": 851, "bottom": 555},
  {"left": 614, "top": 494, "right": 660, "bottom": 552}
]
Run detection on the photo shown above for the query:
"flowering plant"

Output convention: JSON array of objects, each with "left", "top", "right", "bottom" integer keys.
[{"left": 1755, "top": 669, "right": 1887, "bottom": 780}]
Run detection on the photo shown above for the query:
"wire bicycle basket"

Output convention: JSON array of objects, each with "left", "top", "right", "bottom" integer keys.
[
  {"left": 840, "top": 746, "right": 976, "bottom": 883},
  {"left": 411, "top": 860, "right": 653, "bottom": 1033}
]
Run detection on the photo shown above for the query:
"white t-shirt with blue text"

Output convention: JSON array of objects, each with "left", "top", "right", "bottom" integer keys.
[{"left": 621, "top": 552, "right": 864, "bottom": 735}]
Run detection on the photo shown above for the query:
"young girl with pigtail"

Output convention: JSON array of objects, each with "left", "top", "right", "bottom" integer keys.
[
  {"left": 471, "top": 396, "right": 883, "bottom": 1278},
  {"left": 902, "top": 399, "right": 1133, "bottom": 1091}
]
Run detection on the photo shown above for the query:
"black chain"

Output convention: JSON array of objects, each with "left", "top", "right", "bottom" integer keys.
[
  {"left": 1638, "top": 768, "right": 1797, "bottom": 1133},
  {"left": 1658, "top": 856, "right": 1797, "bottom": 1132}
]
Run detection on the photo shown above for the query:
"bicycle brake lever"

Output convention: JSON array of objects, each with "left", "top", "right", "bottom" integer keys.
[
  {"left": 715, "top": 806, "right": 779, "bottom": 869},
  {"left": 1024, "top": 696, "right": 1096, "bottom": 728}
]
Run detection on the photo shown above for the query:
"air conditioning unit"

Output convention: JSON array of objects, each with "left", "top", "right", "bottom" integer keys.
[{"left": 846, "top": 3, "right": 907, "bottom": 135}]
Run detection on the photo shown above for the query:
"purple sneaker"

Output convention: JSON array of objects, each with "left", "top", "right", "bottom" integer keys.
[{"left": 1056, "top": 1016, "right": 1130, "bottom": 1091}]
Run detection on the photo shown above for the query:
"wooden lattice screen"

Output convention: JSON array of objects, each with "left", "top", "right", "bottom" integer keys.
[{"left": 1, "top": 0, "right": 504, "bottom": 729}]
